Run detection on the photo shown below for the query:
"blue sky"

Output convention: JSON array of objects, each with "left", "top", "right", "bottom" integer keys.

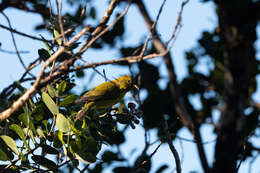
[{"left": 0, "top": 0, "right": 259, "bottom": 172}]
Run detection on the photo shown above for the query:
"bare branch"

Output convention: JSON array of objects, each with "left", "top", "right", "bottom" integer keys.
[
  {"left": 0, "top": 58, "right": 40, "bottom": 99},
  {"left": 56, "top": 0, "right": 66, "bottom": 44},
  {"left": 1, "top": 12, "right": 35, "bottom": 78},
  {"left": 136, "top": 1, "right": 210, "bottom": 172},
  {"left": 139, "top": 0, "right": 167, "bottom": 57},
  {"left": 91, "top": 0, "right": 119, "bottom": 37},
  {"left": 0, "top": 24, "right": 50, "bottom": 42},
  {"left": 73, "top": 52, "right": 169, "bottom": 71},
  {"left": 0, "top": 26, "right": 90, "bottom": 122},
  {"left": 78, "top": 0, "right": 132, "bottom": 54},
  {"left": 131, "top": 142, "right": 162, "bottom": 173}
]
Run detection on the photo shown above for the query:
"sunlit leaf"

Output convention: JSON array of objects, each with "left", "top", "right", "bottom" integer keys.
[
  {"left": 53, "top": 29, "right": 62, "bottom": 45},
  {"left": 0, "top": 135, "right": 19, "bottom": 155},
  {"left": 36, "top": 128, "right": 46, "bottom": 139},
  {"left": 47, "top": 84, "right": 57, "bottom": 98},
  {"left": 75, "top": 152, "right": 96, "bottom": 164},
  {"left": 57, "top": 81, "right": 67, "bottom": 93},
  {"left": 40, "top": 36, "right": 52, "bottom": 56},
  {"left": 58, "top": 131, "right": 67, "bottom": 157},
  {"left": 56, "top": 113, "right": 71, "bottom": 132},
  {"left": 42, "top": 92, "right": 59, "bottom": 114},
  {"left": 10, "top": 124, "right": 29, "bottom": 150},
  {"left": 23, "top": 128, "right": 36, "bottom": 144}
]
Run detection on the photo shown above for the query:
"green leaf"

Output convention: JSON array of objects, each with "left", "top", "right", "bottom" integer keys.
[
  {"left": 23, "top": 128, "right": 36, "bottom": 144},
  {"left": 47, "top": 85, "right": 57, "bottom": 98},
  {"left": 102, "top": 151, "right": 122, "bottom": 163},
  {"left": 58, "top": 131, "right": 65, "bottom": 145},
  {"left": 31, "top": 155, "right": 57, "bottom": 171},
  {"left": 70, "top": 135, "right": 99, "bottom": 164},
  {"left": 42, "top": 92, "right": 59, "bottom": 114},
  {"left": 20, "top": 152, "right": 29, "bottom": 166},
  {"left": 85, "top": 136, "right": 99, "bottom": 154},
  {"left": 41, "top": 120, "right": 49, "bottom": 132},
  {"left": 75, "top": 152, "right": 96, "bottom": 164},
  {"left": 38, "top": 48, "right": 50, "bottom": 61},
  {"left": 31, "top": 103, "right": 45, "bottom": 122},
  {"left": 18, "top": 113, "right": 36, "bottom": 136},
  {"left": 41, "top": 144, "right": 59, "bottom": 155},
  {"left": 0, "top": 142, "right": 13, "bottom": 160},
  {"left": 56, "top": 113, "right": 71, "bottom": 132},
  {"left": 0, "top": 135, "right": 19, "bottom": 155},
  {"left": 58, "top": 131, "right": 67, "bottom": 157},
  {"left": 57, "top": 81, "right": 67, "bottom": 93},
  {"left": 36, "top": 128, "right": 46, "bottom": 139},
  {"left": 10, "top": 124, "right": 29, "bottom": 150},
  {"left": 59, "top": 94, "right": 77, "bottom": 107},
  {"left": 0, "top": 147, "right": 8, "bottom": 161},
  {"left": 53, "top": 29, "right": 62, "bottom": 45},
  {"left": 40, "top": 36, "right": 52, "bottom": 56},
  {"left": 53, "top": 131, "right": 62, "bottom": 148}
]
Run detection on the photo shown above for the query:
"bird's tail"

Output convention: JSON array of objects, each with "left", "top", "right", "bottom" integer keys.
[{"left": 76, "top": 102, "right": 95, "bottom": 120}]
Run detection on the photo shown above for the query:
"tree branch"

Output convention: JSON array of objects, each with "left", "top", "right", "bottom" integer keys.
[
  {"left": 135, "top": 1, "right": 210, "bottom": 172},
  {"left": 163, "top": 116, "right": 182, "bottom": 173},
  {"left": 0, "top": 26, "right": 90, "bottom": 122}
]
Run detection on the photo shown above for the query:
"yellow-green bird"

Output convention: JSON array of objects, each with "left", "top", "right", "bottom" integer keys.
[{"left": 75, "top": 75, "right": 133, "bottom": 120}]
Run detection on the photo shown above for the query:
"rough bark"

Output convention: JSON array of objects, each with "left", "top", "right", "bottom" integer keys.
[{"left": 213, "top": 0, "right": 257, "bottom": 172}]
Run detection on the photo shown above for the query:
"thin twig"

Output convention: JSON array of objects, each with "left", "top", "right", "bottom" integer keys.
[
  {"left": 57, "top": 0, "right": 67, "bottom": 44},
  {"left": 162, "top": 116, "right": 182, "bottom": 173},
  {"left": 73, "top": 52, "right": 169, "bottom": 71},
  {"left": 48, "top": 0, "right": 53, "bottom": 18},
  {"left": 48, "top": 1, "right": 132, "bottom": 76},
  {"left": 131, "top": 142, "right": 162, "bottom": 173},
  {"left": 165, "top": 0, "right": 189, "bottom": 46},
  {"left": 78, "top": 0, "right": 132, "bottom": 54},
  {"left": 3, "top": 141, "right": 43, "bottom": 170},
  {"left": 176, "top": 135, "right": 216, "bottom": 144},
  {"left": 0, "top": 26, "right": 91, "bottom": 122},
  {"left": 236, "top": 141, "right": 247, "bottom": 173},
  {"left": 91, "top": 0, "right": 119, "bottom": 37},
  {"left": 0, "top": 47, "right": 29, "bottom": 54},
  {"left": 136, "top": 1, "right": 210, "bottom": 172},
  {"left": 0, "top": 58, "right": 40, "bottom": 99},
  {"left": 0, "top": 24, "right": 50, "bottom": 42},
  {"left": 1, "top": 12, "right": 35, "bottom": 78},
  {"left": 139, "top": 0, "right": 167, "bottom": 57}
]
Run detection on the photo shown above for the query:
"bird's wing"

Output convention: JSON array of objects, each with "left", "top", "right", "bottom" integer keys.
[{"left": 76, "top": 81, "right": 121, "bottom": 102}]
